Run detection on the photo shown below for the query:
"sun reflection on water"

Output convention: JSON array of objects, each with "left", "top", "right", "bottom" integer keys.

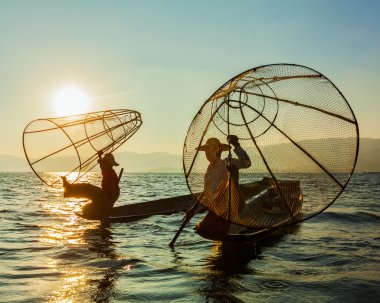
[
  {"left": 48, "top": 270, "right": 89, "bottom": 303},
  {"left": 38, "top": 172, "right": 117, "bottom": 302},
  {"left": 39, "top": 199, "right": 96, "bottom": 245}
]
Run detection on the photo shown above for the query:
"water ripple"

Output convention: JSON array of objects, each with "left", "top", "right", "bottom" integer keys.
[{"left": 0, "top": 172, "right": 379, "bottom": 302}]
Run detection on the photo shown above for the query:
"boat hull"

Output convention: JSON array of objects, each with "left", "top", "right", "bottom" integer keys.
[
  {"left": 195, "top": 179, "right": 304, "bottom": 242},
  {"left": 108, "top": 194, "right": 195, "bottom": 222}
]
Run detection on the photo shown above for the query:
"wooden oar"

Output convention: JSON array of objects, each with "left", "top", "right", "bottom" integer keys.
[
  {"left": 101, "top": 168, "right": 124, "bottom": 224},
  {"left": 169, "top": 201, "right": 198, "bottom": 247}
]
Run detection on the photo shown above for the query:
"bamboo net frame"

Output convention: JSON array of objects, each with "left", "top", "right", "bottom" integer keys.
[
  {"left": 23, "top": 109, "right": 142, "bottom": 187},
  {"left": 184, "top": 63, "right": 359, "bottom": 230}
]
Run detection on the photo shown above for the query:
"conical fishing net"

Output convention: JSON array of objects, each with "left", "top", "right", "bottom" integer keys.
[
  {"left": 23, "top": 109, "right": 142, "bottom": 187},
  {"left": 184, "top": 64, "right": 359, "bottom": 230}
]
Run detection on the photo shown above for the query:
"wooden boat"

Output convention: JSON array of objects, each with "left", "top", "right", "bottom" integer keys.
[
  {"left": 195, "top": 178, "right": 304, "bottom": 243},
  {"left": 106, "top": 181, "right": 271, "bottom": 223},
  {"left": 107, "top": 194, "right": 195, "bottom": 223},
  {"left": 75, "top": 193, "right": 195, "bottom": 221},
  {"left": 76, "top": 178, "right": 303, "bottom": 244}
]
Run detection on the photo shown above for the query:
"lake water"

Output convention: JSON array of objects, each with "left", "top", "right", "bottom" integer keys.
[{"left": 0, "top": 172, "right": 379, "bottom": 302}]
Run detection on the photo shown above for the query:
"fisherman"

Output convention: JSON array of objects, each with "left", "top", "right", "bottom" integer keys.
[
  {"left": 62, "top": 150, "right": 120, "bottom": 220},
  {"left": 194, "top": 135, "right": 251, "bottom": 234},
  {"left": 96, "top": 150, "right": 120, "bottom": 198}
]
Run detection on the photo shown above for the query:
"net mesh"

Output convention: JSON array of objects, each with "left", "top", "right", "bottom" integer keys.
[
  {"left": 23, "top": 109, "right": 142, "bottom": 187},
  {"left": 184, "top": 64, "right": 359, "bottom": 230}
]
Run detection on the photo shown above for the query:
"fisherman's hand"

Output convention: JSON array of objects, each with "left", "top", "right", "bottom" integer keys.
[
  {"left": 227, "top": 135, "right": 240, "bottom": 147},
  {"left": 97, "top": 150, "right": 103, "bottom": 157}
]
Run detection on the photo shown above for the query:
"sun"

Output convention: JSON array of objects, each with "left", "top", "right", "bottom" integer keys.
[{"left": 53, "top": 87, "right": 90, "bottom": 116}]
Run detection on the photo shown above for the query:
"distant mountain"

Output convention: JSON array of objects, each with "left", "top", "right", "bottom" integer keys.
[
  {"left": 0, "top": 155, "right": 30, "bottom": 172},
  {"left": 1, "top": 138, "right": 379, "bottom": 172},
  {"left": 0, "top": 151, "right": 183, "bottom": 173},
  {"left": 116, "top": 151, "right": 182, "bottom": 173},
  {"left": 355, "top": 138, "right": 380, "bottom": 173}
]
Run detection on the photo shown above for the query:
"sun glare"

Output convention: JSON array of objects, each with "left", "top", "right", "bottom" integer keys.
[{"left": 53, "top": 87, "right": 90, "bottom": 116}]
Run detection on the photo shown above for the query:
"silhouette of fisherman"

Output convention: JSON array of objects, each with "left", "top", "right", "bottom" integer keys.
[
  {"left": 194, "top": 135, "right": 251, "bottom": 234},
  {"left": 62, "top": 150, "right": 120, "bottom": 220}
]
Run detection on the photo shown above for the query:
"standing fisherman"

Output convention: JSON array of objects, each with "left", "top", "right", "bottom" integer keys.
[
  {"left": 62, "top": 151, "right": 121, "bottom": 220},
  {"left": 194, "top": 135, "right": 251, "bottom": 234}
]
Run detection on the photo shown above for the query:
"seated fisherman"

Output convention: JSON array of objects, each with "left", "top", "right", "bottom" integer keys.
[{"left": 62, "top": 150, "right": 120, "bottom": 220}]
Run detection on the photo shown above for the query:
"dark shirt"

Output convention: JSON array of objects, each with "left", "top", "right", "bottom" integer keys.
[{"left": 98, "top": 160, "right": 119, "bottom": 196}]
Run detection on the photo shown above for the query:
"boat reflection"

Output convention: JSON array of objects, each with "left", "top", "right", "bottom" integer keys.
[{"left": 198, "top": 225, "right": 301, "bottom": 301}]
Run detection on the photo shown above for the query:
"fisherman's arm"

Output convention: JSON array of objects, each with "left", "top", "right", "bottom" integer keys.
[
  {"left": 227, "top": 135, "right": 251, "bottom": 169},
  {"left": 233, "top": 146, "right": 251, "bottom": 168},
  {"left": 97, "top": 150, "right": 105, "bottom": 169}
]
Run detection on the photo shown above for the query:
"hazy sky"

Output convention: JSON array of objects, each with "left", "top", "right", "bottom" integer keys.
[{"left": 1, "top": 0, "right": 379, "bottom": 156}]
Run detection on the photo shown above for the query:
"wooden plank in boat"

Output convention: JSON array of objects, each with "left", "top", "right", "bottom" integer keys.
[{"left": 108, "top": 194, "right": 195, "bottom": 222}]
